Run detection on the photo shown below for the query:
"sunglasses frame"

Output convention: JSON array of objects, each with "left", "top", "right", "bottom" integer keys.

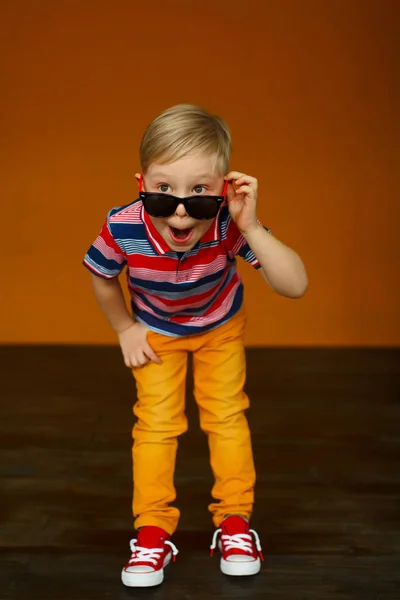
[{"left": 138, "top": 176, "right": 228, "bottom": 220}]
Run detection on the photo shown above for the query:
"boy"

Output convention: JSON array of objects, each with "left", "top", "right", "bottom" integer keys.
[{"left": 83, "top": 104, "right": 308, "bottom": 587}]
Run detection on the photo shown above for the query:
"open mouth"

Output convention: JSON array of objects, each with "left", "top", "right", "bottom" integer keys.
[{"left": 169, "top": 227, "right": 194, "bottom": 244}]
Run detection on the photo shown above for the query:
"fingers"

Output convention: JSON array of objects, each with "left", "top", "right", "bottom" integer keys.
[
  {"left": 122, "top": 353, "right": 132, "bottom": 368},
  {"left": 144, "top": 342, "right": 162, "bottom": 365},
  {"left": 132, "top": 350, "right": 149, "bottom": 368},
  {"left": 232, "top": 184, "right": 254, "bottom": 197},
  {"left": 118, "top": 324, "right": 162, "bottom": 369},
  {"left": 225, "top": 171, "right": 258, "bottom": 188},
  {"left": 122, "top": 346, "right": 162, "bottom": 369},
  {"left": 123, "top": 349, "right": 149, "bottom": 369},
  {"left": 225, "top": 170, "right": 245, "bottom": 181}
]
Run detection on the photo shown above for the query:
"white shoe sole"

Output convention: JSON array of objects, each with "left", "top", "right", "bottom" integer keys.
[
  {"left": 121, "top": 556, "right": 171, "bottom": 587},
  {"left": 220, "top": 557, "right": 261, "bottom": 576}
]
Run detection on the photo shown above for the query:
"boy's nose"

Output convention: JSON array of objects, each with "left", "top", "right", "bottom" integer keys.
[{"left": 175, "top": 202, "right": 188, "bottom": 217}]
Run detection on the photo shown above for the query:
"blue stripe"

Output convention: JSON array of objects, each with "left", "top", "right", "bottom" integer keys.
[
  {"left": 116, "top": 238, "right": 158, "bottom": 256},
  {"left": 128, "top": 263, "right": 235, "bottom": 293},
  {"left": 85, "top": 247, "right": 126, "bottom": 274},
  {"left": 128, "top": 269, "right": 234, "bottom": 299},
  {"left": 112, "top": 223, "right": 152, "bottom": 241},
  {"left": 82, "top": 260, "right": 114, "bottom": 279}
]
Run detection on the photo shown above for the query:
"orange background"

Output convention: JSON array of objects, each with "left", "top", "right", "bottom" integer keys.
[{"left": 1, "top": 0, "right": 398, "bottom": 346}]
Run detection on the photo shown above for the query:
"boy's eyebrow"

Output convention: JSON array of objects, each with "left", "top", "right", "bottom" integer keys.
[
  {"left": 192, "top": 174, "right": 214, "bottom": 181},
  {"left": 149, "top": 172, "right": 215, "bottom": 181},
  {"left": 147, "top": 171, "right": 169, "bottom": 179}
]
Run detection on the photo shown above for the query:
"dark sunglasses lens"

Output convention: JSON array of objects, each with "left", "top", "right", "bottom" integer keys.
[
  {"left": 186, "top": 197, "right": 220, "bottom": 219},
  {"left": 143, "top": 194, "right": 176, "bottom": 217}
]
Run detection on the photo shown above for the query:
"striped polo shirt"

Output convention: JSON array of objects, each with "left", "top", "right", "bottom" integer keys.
[{"left": 83, "top": 199, "right": 266, "bottom": 337}]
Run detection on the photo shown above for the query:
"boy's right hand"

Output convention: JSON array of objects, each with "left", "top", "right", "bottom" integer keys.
[{"left": 117, "top": 322, "right": 162, "bottom": 368}]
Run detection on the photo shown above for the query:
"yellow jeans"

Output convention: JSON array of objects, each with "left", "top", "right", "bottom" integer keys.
[{"left": 131, "top": 309, "right": 255, "bottom": 535}]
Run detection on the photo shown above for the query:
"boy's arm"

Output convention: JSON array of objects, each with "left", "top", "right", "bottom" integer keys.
[
  {"left": 243, "top": 225, "right": 308, "bottom": 298},
  {"left": 91, "top": 274, "right": 161, "bottom": 367},
  {"left": 225, "top": 170, "right": 308, "bottom": 299},
  {"left": 84, "top": 219, "right": 161, "bottom": 367},
  {"left": 91, "top": 275, "right": 134, "bottom": 334}
]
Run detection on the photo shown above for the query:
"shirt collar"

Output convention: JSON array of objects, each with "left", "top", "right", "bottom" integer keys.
[
  {"left": 142, "top": 204, "right": 171, "bottom": 255},
  {"left": 141, "top": 201, "right": 221, "bottom": 255},
  {"left": 200, "top": 208, "right": 221, "bottom": 243}
]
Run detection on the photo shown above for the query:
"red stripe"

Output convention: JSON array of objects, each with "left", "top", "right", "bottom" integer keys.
[{"left": 131, "top": 283, "right": 222, "bottom": 309}]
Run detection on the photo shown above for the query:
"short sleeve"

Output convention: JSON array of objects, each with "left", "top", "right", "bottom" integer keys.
[
  {"left": 224, "top": 214, "right": 271, "bottom": 270},
  {"left": 83, "top": 212, "right": 127, "bottom": 279}
]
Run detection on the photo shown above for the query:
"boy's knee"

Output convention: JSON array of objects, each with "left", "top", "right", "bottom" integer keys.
[
  {"left": 198, "top": 406, "right": 248, "bottom": 435},
  {"left": 133, "top": 414, "right": 188, "bottom": 440}
]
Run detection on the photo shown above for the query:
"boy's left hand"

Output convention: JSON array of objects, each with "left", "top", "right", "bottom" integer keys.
[{"left": 225, "top": 171, "right": 259, "bottom": 234}]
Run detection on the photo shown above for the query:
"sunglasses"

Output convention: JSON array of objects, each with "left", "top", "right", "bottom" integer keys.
[{"left": 139, "top": 176, "right": 228, "bottom": 220}]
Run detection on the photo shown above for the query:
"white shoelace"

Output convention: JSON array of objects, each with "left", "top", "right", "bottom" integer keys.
[
  {"left": 210, "top": 528, "right": 263, "bottom": 560},
  {"left": 128, "top": 538, "right": 179, "bottom": 566}
]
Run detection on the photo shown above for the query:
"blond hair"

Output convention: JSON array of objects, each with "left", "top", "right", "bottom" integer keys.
[{"left": 140, "top": 104, "right": 231, "bottom": 174}]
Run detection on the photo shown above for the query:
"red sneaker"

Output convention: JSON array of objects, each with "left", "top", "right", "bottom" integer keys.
[
  {"left": 210, "top": 516, "right": 263, "bottom": 576},
  {"left": 121, "top": 526, "right": 178, "bottom": 587}
]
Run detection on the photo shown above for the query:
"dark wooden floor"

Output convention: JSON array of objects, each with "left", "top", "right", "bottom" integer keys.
[{"left": 1, "top": 346, "right": 400, "bottom": 600}]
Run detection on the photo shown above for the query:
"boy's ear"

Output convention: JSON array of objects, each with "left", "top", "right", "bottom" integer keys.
[{"left": 135, "top": 173, "right": 145, "bottom": 192}]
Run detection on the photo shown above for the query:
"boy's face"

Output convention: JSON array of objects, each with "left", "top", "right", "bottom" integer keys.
[{"left": 137, "top": 154, "right": 225, "bottom": 252}]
